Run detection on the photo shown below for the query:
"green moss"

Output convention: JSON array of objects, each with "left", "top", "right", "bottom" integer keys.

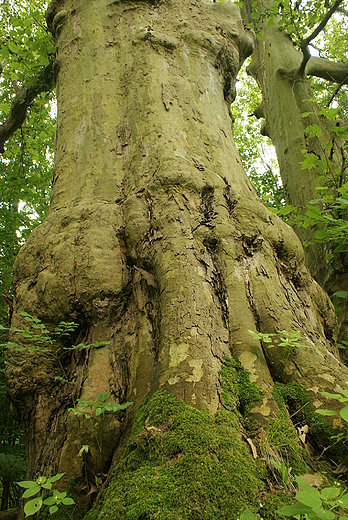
[
  {"left": 261, "top": 416, "right": 308, "bottom": 475},
  {"left": 86, "top": 391, "right": 266, "bottom": 520},
  {"left": 273, "top": 382, "right": 332, "bottom": 446},
  {"left": 220, "top": 356, "right": 261, "bottom": 416}
]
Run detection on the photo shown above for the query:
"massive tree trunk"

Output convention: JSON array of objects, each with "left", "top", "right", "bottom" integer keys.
[{"left": 5, "top": 0, "right": 348, "bottom": 517}]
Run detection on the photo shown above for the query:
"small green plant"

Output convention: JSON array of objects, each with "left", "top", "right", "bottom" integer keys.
[
  {"left": 248, "top": 329, "right": 309, "bottom": 360},
  {"left": 4, "top": 313, "right": 132, "bottom": 486},
  {"left": 315, "top": 387, "right": 348, "bottom": 445},
  {"left": 17, "top": 473, "right": 75, "bottom": 517},
  {"left": 70, "top": 392, "right": 132, "bottom": 454},
  {"left": 270, "top": 458, "right": 292, "bottom": 489},
  {"left": 5, "top": 312, "right": 110, "bottom": 357},
  {"left": 278, "top": 476, "right": 348, "bottom": 519}
]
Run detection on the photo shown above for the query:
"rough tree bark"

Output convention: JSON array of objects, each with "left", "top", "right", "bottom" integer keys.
[{"left": 5, "top": 0, "right": 348, "bottom": 518}]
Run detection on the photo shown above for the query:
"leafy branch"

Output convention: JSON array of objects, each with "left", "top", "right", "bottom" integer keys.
[{"left": 298, "top": 0, "right": 345, "bottom": 76}]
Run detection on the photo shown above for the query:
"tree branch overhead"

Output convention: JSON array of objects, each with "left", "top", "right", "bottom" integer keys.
[{"left": 0, "top": 61, "right": 54, "bottom": 153}]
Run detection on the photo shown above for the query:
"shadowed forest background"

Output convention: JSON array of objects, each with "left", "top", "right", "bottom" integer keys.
[{"left": 0, "top": 0, "right": 347, "bottom": 518}]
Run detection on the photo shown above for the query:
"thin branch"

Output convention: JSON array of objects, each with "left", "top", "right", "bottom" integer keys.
[
  {"left": 327, "top": 82, "right": 345, "bottom": 106},
  {"left": 337, "top": 6, "right": 348, "bottom": 15},
  {"left": 298, "top": 0, "right": 345, "bottom": 76},
  {"left": 0, "top": 61, "right": 54, "bottom": 153}
]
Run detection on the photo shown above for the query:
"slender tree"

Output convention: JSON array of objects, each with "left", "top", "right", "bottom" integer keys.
[{"left": 244, "top": 0, "right": 348, "bottom": 341}]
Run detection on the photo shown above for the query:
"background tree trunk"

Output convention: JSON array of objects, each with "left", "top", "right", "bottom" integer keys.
[
  {"left": 5, "top": 0, "right": 348, "bottom": 517},
  {"left": 245, "top": 0, "right": 348, "bottom": 341}
]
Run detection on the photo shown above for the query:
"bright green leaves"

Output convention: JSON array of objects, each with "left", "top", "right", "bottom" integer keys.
[
  {"left": 315, "top": 386, "right": 348, "bottom": 447},
  {"left": 278, "top": 476, "right": 348, "bottom": 520},
  {"left": 43, "top": 490, "right": 75, "bottom": 515},
  {"left": 0, "top": 0, "right": 55, "bottom": 326},
  {"left": 24, "top": 497, "right": 43, "bottom": 518},
  {"left": 248, "top": 329, "right": 309, "bottom": 360},
  {"left": 70, "top": 392, "right": 132, "bottom": 420},
  {"left": 305, "top": 124, "right": 322, "bottom": 139},
  {"left": 0, "top": 0, "right": 55, "bottom": 85},
  {"left": 18, "top": 473, "right": 74, "bottom": 517}
]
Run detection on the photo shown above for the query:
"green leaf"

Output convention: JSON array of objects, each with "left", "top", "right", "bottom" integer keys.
[
  {"left": 332, "top": 291, "right": 348, "bottom": 299},
  {"left": 24, "top": 497, "right": 43, "bottom": 517},
  {"left": 315, "top": 409, "right": 338, "bottom": 416},
  {"left": 277, "top": 503, "right": 313, "bottom": 516},
  {"left": 47, "top": 473, "right": 65, "bottom": 483},
  {"left": 17, "top": 480, "right": 39, "bottom": 489},
  {"left": 311, "top": 505, "right": 335, "bottom": 520},
  {"left": 43, "top": 497, "right": 56, "bottom": 506},
  {"left": 97, "top": 392, "right": 111, "bottom": 403},
  {"left": 49, "top": 505, "right": 59, "bottom": 515},
  {"left": 339, "top": 493, "right": 348, "bottom": 509},
  {"left": 239, "top": 508, "right": 258, "bottom": 520},
  {"left": 78, "top": 445, "right": 89, "bottom": 457},
  {"left": 315, "top": 229, "right": 328, "bottom": 240},
  {"left": 41, "top": 482, "right": 53, "bottom": 490},
  {"left": 22, "top": 486, "right": 41, "bottom": 498},
  {"left": 340, "top": 406, "right": 348, "bottom": 424},
  {"left": 305, "top": 124, "right": 321, "bottom": 138},
  {"left": 62, "top": 497, "right": 75, "bottom": 506},
  {"left": 320, "top": 392, "right": 343, "bottom": 401},
  {"left": 295, "top": 476, "right": 320, "bottom": 500},
  {"left": 296, "top": 490, "right": 322, "bottom": 508},
  {"left": 320, "top": 487, "right": 341, "bottom": 500},
  {"left": 320, "top": 107, "right": 338, "bottom": 120}
]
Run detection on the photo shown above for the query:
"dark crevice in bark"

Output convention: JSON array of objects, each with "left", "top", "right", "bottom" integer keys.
[
  {"left": 242, "top": 233, "right": 263, "bottom": 256},
  {"left": 132, "top": 265, "right": 160, "bottom": 361},
  {"left": 200, "top": 186, "right": 218, "bottom": 227},
  {"left": 223, "top": 183, "right": 238, "bottom": 217},
  {"left": 244, "top": 275, "right": 261, "bottom": 333}
]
